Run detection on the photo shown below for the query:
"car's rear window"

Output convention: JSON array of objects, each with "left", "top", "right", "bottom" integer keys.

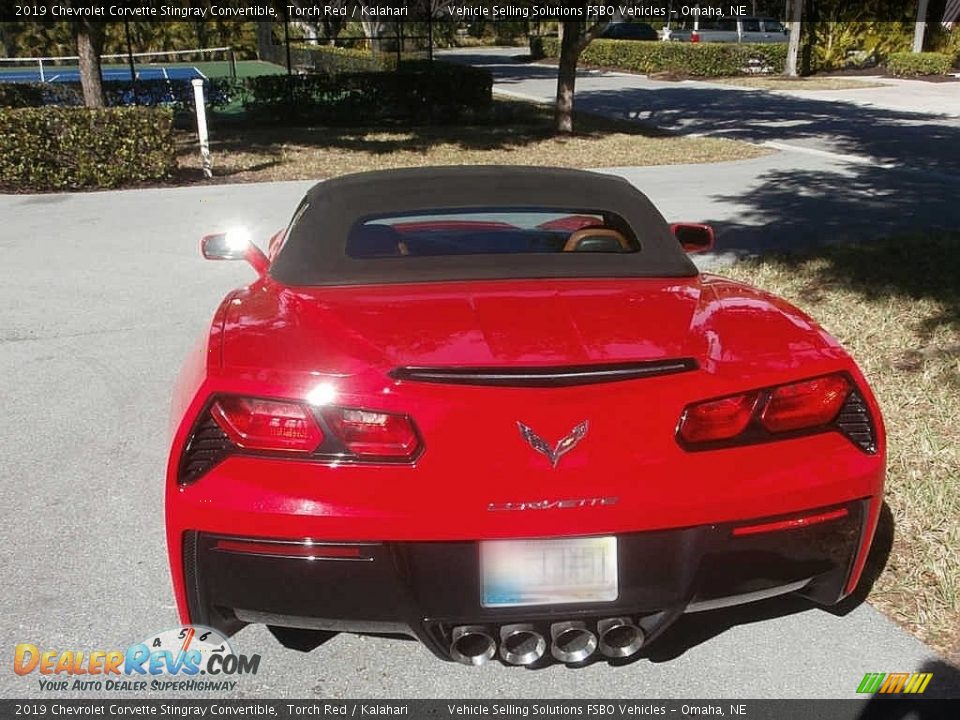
[{"left": 346, "top": 209, "right": 640, "bottom": 259}]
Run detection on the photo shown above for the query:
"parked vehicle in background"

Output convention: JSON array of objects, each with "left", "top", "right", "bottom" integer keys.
[
  {"left": 599, "top": 22, "right": 660, "bottom": 41},
  {"left": 670, "top": 17, "right": 788, "bottom": 44}
]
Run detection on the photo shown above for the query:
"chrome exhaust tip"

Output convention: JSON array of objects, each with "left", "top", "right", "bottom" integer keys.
[
  {"left": 499, "top": 624, "right": 547, "bottom": 666},
  {"left": 597, "top": 617, "right": 645, "bottom": 658},
  {"left": 450, "top": 625, "right": 496, "bottom": 666},
  {"left": 550, "top": 621, "right": 598, "bottom": 663}
]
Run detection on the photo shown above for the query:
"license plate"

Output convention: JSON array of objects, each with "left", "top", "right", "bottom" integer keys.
[{"left": 480, "top": 537, "right": 618, "bottom": 608}]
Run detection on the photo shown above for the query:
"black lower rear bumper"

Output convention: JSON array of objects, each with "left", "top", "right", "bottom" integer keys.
[{"left": 182, "top": 499, "right": 868, "bottom": 661}]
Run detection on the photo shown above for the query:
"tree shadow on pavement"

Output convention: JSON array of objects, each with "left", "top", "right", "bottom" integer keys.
[
  {"left": 703, "top": 163, "right": 960, "bottom": 336},
  {"left": 552, "top": 85, "right": 960, "bottom": 175},
  {"left": 447, "top": 50, "right": 960, "bottom": 172}
]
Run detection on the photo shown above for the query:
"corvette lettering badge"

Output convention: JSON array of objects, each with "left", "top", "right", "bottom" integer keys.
[
  {"left": 488, "top": 497, "right": 619, "bottom": 512},
  {"left": 517, "top": 420, "right": 589, "bottom": 468}
]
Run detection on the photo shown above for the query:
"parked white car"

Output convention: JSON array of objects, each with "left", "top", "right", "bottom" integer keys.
[{"left": 669, "top": 17, "right": 788, "bottom": 44}]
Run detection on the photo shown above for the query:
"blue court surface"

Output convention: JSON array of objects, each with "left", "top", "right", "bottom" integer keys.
[{"left": 0, "top": 66, "right": 204, "bottom": 83}]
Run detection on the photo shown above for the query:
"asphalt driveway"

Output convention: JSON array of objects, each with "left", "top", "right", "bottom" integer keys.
[
  {"left": 436, "top": 48, "right": 960, "bottom": 267},
  {"left": 2, "top": 177, "right": 958, "bottom": 699},
  {"left": 441, "top": 47, "right": 960, "bottom": 176}
]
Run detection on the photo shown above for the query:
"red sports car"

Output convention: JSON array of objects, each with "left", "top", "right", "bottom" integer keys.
[{"left": 166, "top": 167, "right": 885, "bottom": 667}]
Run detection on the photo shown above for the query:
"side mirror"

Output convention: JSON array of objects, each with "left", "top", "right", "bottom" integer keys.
[
  {"left": 670, "top": 223, "right": 715, "bottom": 254},
  {"left": 201, "top": 230, "right": 269, "bottom": 276}
]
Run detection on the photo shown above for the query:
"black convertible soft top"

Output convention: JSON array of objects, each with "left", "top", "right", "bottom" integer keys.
[{"left": 269, "top": 166, "right": 698, "bottom": 286}]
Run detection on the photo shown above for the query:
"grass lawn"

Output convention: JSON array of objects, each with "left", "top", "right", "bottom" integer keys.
[
  {"left": 719, "top": 233, "right": 960, "bottom": 662},
  {"left": 176, "top": 100, "right": 768, "bottom": 183},
  {"left": 707, "top": 76, "right": 890, "bottom": 91}
]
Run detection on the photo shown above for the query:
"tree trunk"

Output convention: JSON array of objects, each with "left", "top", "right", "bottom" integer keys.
[
  {"left": 361, "top": 20, "right": 383, "bottom": 53},
  {"left": 256, "top": 21, "right": 275, "bottom": 62},
  {"left": 783, "top": 0, "right": 802, "bottom": 77},
  {"left": 0, "top": 23, "right": 13, "bottom": 57},
  {"left": 555, "top": 22, "right": 582, "bottom": 134},
  {"left": 75, "top": 22, "right": 105, "bottom": 108},
  {"left": 913, "top": 0, "right": 930, "bottom": 52}
]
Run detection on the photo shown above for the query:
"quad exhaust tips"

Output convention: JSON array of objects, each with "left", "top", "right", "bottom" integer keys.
[
  {"left": 550, "top": 621, "right": 598, "bottom": 663},
  {"left": 450, "top": 625, "right": 496, "bottom": 666},
  {"left": 597, "top": 617, "right": 645, "bottom": 658},
  {"left": 499, "top": 624, "right": 547, "bottom": 666},
  {"left": 450, "top": 618, "right": 643, "bottom": 665}
]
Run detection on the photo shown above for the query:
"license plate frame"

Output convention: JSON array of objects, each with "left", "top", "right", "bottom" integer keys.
[{"left": 479, "top": 536, "right": 618, "bottom": 608}]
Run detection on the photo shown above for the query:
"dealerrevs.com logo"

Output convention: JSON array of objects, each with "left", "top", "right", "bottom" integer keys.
[{"left": 14, "top": 626, "right": 260, "bottom": 692}]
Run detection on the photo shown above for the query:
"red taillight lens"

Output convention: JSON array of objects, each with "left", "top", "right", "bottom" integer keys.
[
  {"left": 678, "top": 391, "right": 760, "bottom": 443},
  {"left": 759, "top": 375, "right": 851, "bottom": 433},
  {"left": 677, "top": 373, "right": 860, "bottom": 449},
  {"left": 211, "top": 397, "right": 323, "bottom": 453},
  {"left": 322, "top": 407, "right": 420, "bottom": 459}
]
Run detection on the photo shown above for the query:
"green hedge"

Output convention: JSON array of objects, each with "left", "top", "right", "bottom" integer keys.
[
  {"left": 540, "top": 38, "right": 787, "bottom": 76},
  {"left": 0, "top": 107, "right": 176, "bottom": 191},
  {"left": 0, "top": 59, "right": 488, "bottom": 126},
  {"left": 0, "top": 84, "right": 45, "bottom": 108},
  {"left": 293, "top": 44, "right": 397, "bottom": 74},
  {"left": 0, "top": 79, "right": 242, "bottom": 111},
  {"left": 885, "top": 51, "right": 953, "bottom": 76},
  {"left": 243, "top": 61, "right": 492, "bottom": 123}
]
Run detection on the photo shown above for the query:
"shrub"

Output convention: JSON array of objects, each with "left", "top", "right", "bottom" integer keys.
[
  {"left": 800, "top": 22, "right": 913, "bottom": 74},
  {"left": 886, "top": 51, "right": 953, "bottom": 77},
  {"left": 929, "top": 28, "right": 960, "bottom": 65},
  {"left": 0, "top": 107, "right": 176, "bottom": 191},
  {"left": 244, "top": 61, "right": 492, "bottom": 123},
  {"left": 0, "top": 83, "right": 45, "bottom": 108},
  {"left": 0, "top": 61, "right": 491, "bottom": 127},
  {"left": 540, "top": 38, "right": 787, "bottom": 76},
  {"left": 0, "top": 78, "right": 242, "bottom": 111},
  {"left": 292, "top": 44, "right": 396, "bottom": 74}
]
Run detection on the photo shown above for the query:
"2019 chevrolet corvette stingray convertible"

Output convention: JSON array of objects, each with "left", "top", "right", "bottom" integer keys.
[{"left": 166, "top": 166, "right": 885, "bottom": 666}]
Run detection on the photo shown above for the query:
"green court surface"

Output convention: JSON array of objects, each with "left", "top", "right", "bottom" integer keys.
[{"left": 189, "top": 60, "right": 286, "bottom": 79}]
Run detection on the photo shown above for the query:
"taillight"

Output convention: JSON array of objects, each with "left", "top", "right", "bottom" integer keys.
[
  {"left": 759, "top": 375, "right": 850, "bottom": 433},
  {"left": 321, "top": 407, "right": 420, "bottom": 458},
  {"left": 180, "top": 397, "right": 422, "bottom": 483},
  {"left": 211, "top": 397, "right": 323, "bottom": 453},
  {"left": 677, "top": 373, "right": 869, "bottom": 451},
  {"left": 678, "top": 392, "right": 760, "bottom": 443}
]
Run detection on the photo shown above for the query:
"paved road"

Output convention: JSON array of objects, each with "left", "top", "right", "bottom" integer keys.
[
  {"left": 2, "top": 180, "right": 958, "bottom": 699},
  {"left": 441, "top": 47, "right": 960, "bottom": 173},
  {"left": 441, "top": 47, "right": 960, "bottom": 263}
]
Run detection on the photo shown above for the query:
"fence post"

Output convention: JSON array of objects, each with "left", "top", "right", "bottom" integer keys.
[{"left": 191, "top": 79, "right": 213, "bottom": 179}]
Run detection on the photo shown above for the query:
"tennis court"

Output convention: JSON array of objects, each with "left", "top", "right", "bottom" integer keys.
[
  {"left": 0, "top": 64, "right": 205, "bottom": 84},
  {"left": 0, "top": 46, "right": 285, "bottom": 86}
]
